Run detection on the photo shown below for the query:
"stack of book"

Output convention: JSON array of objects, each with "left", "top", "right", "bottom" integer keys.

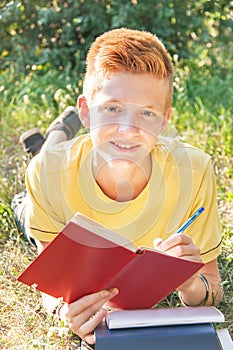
[{"left": 95, "top": 307, "right": 232, "bottom": 350}]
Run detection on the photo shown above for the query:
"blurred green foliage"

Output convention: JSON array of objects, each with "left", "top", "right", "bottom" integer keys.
[{"left": 0, "top": 0, "right": 232, "bottom": 74}]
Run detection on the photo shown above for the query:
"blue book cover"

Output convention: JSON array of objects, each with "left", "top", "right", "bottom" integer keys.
[{"left": 95, "top": 322, "right": 217, "bottom": 350}]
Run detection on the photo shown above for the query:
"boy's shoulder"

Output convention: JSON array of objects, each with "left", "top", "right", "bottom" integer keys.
[{"left": 155, "top": 136, "right": 211, "bottom": 171}]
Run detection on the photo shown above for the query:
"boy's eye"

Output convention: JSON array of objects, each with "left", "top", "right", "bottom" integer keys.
[
  {"left": 104, "top": 105, "right": 122, "bottom": 114},
  {"left": 141, "top": 110, "right": 160, "bottom": 119}
]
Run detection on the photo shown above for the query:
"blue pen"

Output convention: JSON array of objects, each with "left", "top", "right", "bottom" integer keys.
[{"left": 175, "top": 207, "right": 204, "bottom": 234}]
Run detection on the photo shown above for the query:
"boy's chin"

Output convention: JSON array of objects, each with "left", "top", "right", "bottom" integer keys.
[
  {"left": 95, "top": 148, "right": 150, "bottom": 164},
  {"left": 105, "top": 157, "right": 146, "bottom": 169}
]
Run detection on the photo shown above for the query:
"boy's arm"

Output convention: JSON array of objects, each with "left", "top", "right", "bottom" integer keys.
[
  {"left": 36, "top": 240, "right": 118, "bottom": 345},
  {"left": 177, "top": 258, "right": 222, "bottom": 307}
]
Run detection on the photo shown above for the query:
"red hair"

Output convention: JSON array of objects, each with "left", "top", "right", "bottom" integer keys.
[{"left": 83, "top": 28, "right": 174, "bottom": 109}]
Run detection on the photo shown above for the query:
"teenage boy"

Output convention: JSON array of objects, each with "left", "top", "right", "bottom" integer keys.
[{"left": 21, "top": 28, "right": 222, "bottom": 347}]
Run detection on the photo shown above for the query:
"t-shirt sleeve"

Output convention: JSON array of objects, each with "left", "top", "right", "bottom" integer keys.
[
  {"left": 187, "top": 159, "right": 222, "bottom": 263},
  {"left": 25, "top": 155, "right": 64, "bottom": 242}
]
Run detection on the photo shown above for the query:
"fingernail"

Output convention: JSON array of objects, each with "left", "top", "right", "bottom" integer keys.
[{"left": 110, "top": 288, "right": 119, "bottom": 296}]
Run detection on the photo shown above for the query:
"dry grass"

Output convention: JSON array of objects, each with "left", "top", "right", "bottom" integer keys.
[
  {"left": 0, "top": 135, "right": 80, "bottom": 349},
  {"left": 0, "top": 242, "right": 78, "bottom": 349},
  {"left": 0, "top": 240, "right": 80, "bottom": 349}
]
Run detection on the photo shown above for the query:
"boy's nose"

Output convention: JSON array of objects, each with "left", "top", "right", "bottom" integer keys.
[
  {"left": 116, "top": 113, "right": 139, "bottom": 134},
  {"left": 117, "top": 121, "right": 139, "bottom": 133}
]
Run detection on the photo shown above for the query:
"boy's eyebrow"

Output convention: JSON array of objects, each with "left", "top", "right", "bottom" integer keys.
[
  {"left": 143, "top": 103, "right": 163, "bottom": 111},
  {"left": 100, "top": 98, "right": 122, "bottom": 104}
]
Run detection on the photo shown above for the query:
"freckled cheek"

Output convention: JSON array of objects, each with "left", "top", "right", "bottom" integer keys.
[
  {"left": 116, "top": 116, "right": 164, "bottom": 137},
  {"left": 144, "top": 136, "right": 158, "bottom": 151},
  {"left": 90, "top": 125, "right": 115, "bottom": 146},
  {"left": 139, "top": 122, "right": 163, "bottom": 142},
  {"left": 90, "top": 116, "right": 107, "bottom": 130}
]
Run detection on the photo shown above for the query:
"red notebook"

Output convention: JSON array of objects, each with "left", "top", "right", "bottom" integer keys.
[{"left": 17, "top": 213, "right": 204, "bottom": 309}]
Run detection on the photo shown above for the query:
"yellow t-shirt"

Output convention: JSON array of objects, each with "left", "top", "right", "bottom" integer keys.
[{"left": 25, "top": 134, "right": 222, "bottom": 263}]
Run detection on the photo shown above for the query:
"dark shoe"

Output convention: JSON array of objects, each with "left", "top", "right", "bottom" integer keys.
[
  {"left": 11, "top": 190, "right": 27, "bottom": 235},
  {"left": 46, "top": 106, "right": 81, "bottom": 140},
  {"left": 19, "top": 128, "right": 45, "bottom": 156}
]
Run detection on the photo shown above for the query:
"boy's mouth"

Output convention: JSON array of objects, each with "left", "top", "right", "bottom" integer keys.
[{"left": 111, "top": 141, "right": 140, "bottom": 150}]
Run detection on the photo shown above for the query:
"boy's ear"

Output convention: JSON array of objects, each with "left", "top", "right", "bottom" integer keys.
[{"left": 77, "top": 95, "right": 90, "bottom": 128}]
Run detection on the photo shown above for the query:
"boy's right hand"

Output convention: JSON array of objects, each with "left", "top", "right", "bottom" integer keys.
[{"left": 59, "top": 288, "right": 119, "bottom": 345}]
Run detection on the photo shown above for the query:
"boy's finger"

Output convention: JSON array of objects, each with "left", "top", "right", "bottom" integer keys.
[
  {"left": 65, "top": 288, "right": 118, "bottom": 318},
  {"left": 79, "top": 308, "right": 107, "bottom": 344},
  {"left": 66, "top": 289, "right": 117, "bottom": 315},
  {"left": 159, "top": 234, "right": 192, "bottom": 251}
]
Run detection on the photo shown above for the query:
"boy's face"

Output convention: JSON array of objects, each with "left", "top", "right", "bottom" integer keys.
[{"left": 79, "top": 72, "right": 171, "bottom": 168}]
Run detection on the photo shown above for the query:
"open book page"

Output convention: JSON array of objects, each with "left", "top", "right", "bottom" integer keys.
[
  {"left": 105, "top": 307, "right": 225, "bottom": 329},
  {"left": 71, "top": 213, "right": 195, "bottom": 257},
  {"left": 71, "top": 212, "right": 137, "bottom": 252}
]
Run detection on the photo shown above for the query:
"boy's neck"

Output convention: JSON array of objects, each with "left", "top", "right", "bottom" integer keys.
[{"left": 92, "top": 155, "right": 152, "bottom": 201}]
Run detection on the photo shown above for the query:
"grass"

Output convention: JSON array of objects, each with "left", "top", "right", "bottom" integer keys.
[{"left": 0, "top": 61, "right": 232, "bottom": 348}]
